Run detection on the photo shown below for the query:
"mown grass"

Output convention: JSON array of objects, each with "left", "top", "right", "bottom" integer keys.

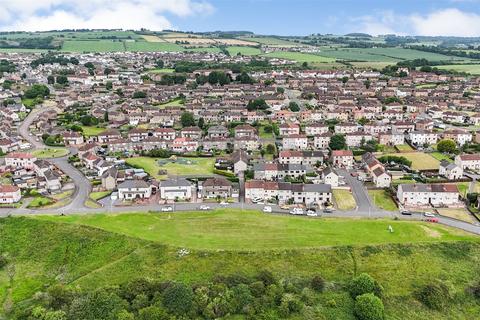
[
  {"left": 1, "top": 216, "right": 480, "bottom": 319},
  {"left": 80, "top": 126, "right": 105, "bottom": 136},
  {"left": 333, "top": 189, "right": 356, "bottom": 210},
  {"left": 384, "top": 152, "right": 440, "bottom": 170},
  {"left": 226, "top": 46, "right": 261, "bottom": 56},
  {"left": 125, "top": 156, "right": 215, "bottom": 178},
  {"left": 36, "top": 210, "right": 476, "bottom": 251},
  {"left": 262, "top": 51, "right": 335, "bottom": 63},
  {"left": 368, "top": 190, "right": 398, "bottom": 211},
  {"left": 31, "top": 148, "right": 69, "bottom": 159}
]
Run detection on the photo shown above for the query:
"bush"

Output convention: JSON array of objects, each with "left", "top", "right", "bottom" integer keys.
[
  {"left": 415, "top": 281, "right": 451, "bottom": 310},
  {"left": 471, "top": 281, "right": 480, "bottom": 299},
  {"left": 349, "top": 273, "right": 383, "bottom": 298},
  {"left": 0, "top": 254, "right": 7, "bottom": 269},
  {"left": 310, "top": 275, "right": 326, "bottom": 292},
  {"left": 161, "top": 283, "right": 194, "bottom": 315},
  {"left": 354, "top": 293, "right": 385, "bottom": 320},
  {"left": 279, "top": 293, "right": 303, "bottom": 317}
]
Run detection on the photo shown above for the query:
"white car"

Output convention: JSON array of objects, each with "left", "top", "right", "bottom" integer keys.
[
  {"left": 199, "top": 205, "right": 210, "bottom": 211},
  {"left": 306, "top": 210, "right": 318, "bottom": 217},
  {"left": 263, "top": 206, "right": 272, "bottom": 213},
  {"left": 220, "top": 201, "right": 228, "bottom": 206},
  {"left": 161, "top": 206, "right": 173, "bottom": 212},
  {"left": 423, "top": 212, "right": 435, "bottom": 217},
  {"left": 289, "top": 208, "right": 304, "bottom": 215}
]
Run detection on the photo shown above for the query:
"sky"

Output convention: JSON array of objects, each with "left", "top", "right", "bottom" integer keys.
[{"left": 1, "top": 0, "right": 480, "bottom": 36}]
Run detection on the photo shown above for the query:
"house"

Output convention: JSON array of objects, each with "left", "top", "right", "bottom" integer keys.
[
  {"left": 102, "top": 167, "right": 124, "bottom": 190},
  {"left": 117, "top": 180, "right": 152, "bottom": 200},
  {"left": 0, "top": 185, "right": 21, "bottom": 204},
  {"left": 207, "top": 125, "right": 229, "bottom": 139},
  {"left": 42, "top": 169, "right": 62, "bottom": 191},
  {"left": 234, "top": 124, "right": 257, "bottom": 138},
  {"left": 442, "top": 129, "right": 472, "bottom": 146},
  {"left": 408, "top": 130, "right": 438, "bottom": 146},
  {"left": 98, "top": 129, "right": 122, "bottom": 143},
  {"left": 322, "top": 167, "right": 339, "bottom": 187},
  {"left": 5, "top": 153, "right": 37, "bottom": 169},
  {"left": 279, "top": 123, "right": 300, "bottom": 136},
  {"left": 0, "top": 138, "right": 20, "bottom": 154},
  {"left": 201, "top": 177, "right": 233, "bottom": 199},
  {"left": 159, "top": 178, "right": 193, "bottom": 201},
  {"left": 372, "top": 167, "right": 391, "bottom": 188},
  {"left": 232, "top": 149, "right": 248, "bottom": 174},
  {"left": 313, "top": 132, "right": 331, "bottom": 149},
  {"left": 331, "top": 150, "right": 354, "bottom": 168},
  {"left": 180, "top": 126, "right": 202, "bottom": 140},
  {"left": 439, "top": 160, "right": 463, "bottom": 180},
  {"left": 282, "top": 134, "right": 308, "bottom": 150},
  {"left": 63, "top": 131, "right": 84, "bottom": 145},
  {"left": 455, "top": 154, "right": 480, "bottom": 171},
  {"left": 397, "top": 183, "right": 460, "bottom": 207}
]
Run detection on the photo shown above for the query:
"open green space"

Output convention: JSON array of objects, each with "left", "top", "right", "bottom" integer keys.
[
  {"left": 226, "top": 46, "right": 261, "bottom": 56},
  {"left": 239, "top": 36, "right": 297, "bottom": 46},
  {"left": 436, "top": 64, "right": 480, "bottom": 75},
  {"left": 148, "top": 68, "right": 175, "bottom": 73},
  {"left": 368, "top": 190, "right": 398, "bottom": 211},
  {"left": 31, "top": 148, "right": 69, "bottom": 159},
  {"left": 61, "top": 40, "right": 125, "bottom": 52},
  {"left": 125, "top": 156, "right": 215, "bottom": 178},
  {"left": 89, "top": 191, "right": 112, "bottom": 201},
  {"left": 26, "top": 196, "right": 54, "bottom": 208},
  {"left": 125, "top": 41, "right": 184, "bottom": 52},
  {"left": 430, "top": 152, "right": 453, "bottom": 162},
  {"left": 262, "top": 51, "right": 335, "bottom": 63},
  {"left": 37, "top": 210, "right": 475, "bottom": 250},
  {"left": 395, "top": 144, "right": 414, "bottom": 152},
  {"left": 384, "top": 152, "right": 440, "bottom": 171},
  {"left": 333, "top": 189, "right": 356, "bottom": 210},
  {"left": 1, "top": 214, "right": 480, "bottom": 319},
  {"left": 80, "top": 126, "right": 105, "bottom": 136},
  {"left": 184, "top": 46, "right": 222, "bottom": 53}
]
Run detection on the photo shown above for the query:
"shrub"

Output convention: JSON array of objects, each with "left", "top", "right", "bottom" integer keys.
[
  {"left": 354, "top": 293, "right": 385, "bottom": 320},
  {"left": 310, "top": 275, "right": 326, "bottom": 292},
  {"left": 161, "top": 283, "right": 194, "bottom": 315},
  {"left": 349, "top": 273, "right": 383, "bottom": 298},
  {"left": 415, "top": 281, "right": 451, "bottom": 310},
  {"left": 0, "top": 254, "right": 7, "bottom": 269},
  {"left": 279, "top": 293, "right": 303, "bottom": 317},
  {"left": 470, "top": 281, "right": 480, "bottom": 299}
]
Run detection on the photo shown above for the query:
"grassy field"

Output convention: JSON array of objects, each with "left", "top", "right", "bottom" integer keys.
[
  {"left": 37, "top": 210, "right": 475, "bottom": 250},
  {"left": 2, "top": 215, "right": 480, "bottom": 319},
  {"left": 148, "top": 68, "right": 175, "bottom": 73},
  {"left": 26, "top": 196, "right": 54, "bottom": 208},
  {"left": 125, "top": 156, "right": 215, "bottom": 178},
  {"left": 239, "top": 37, "right": 297, "bottom": 46},
  {"left": 61, "top": 40, "right": 125, "bottom": 52},
  {"left": 430, "top": 152, "right": 453, "bottom": 162},
  {"left": 89, "top": 191, "right": 112, "bottom": 201},
  {"left": 396, "top": 144, "right": 414, "bottom": 152},
  {"left": 385, "top": 152, "right": 440, "bottom": 170},
  {"left": 333, "top": 189, "right": 356, "bottom": 210},
  {"left": 436, "top": 208, "right": 476, "bottom": 224},
  {"left": 184, "top": 47, "right": 222, "bottom": 53},
  {"left": 80, "top": 126, "right": 105, "bottom": 136},
  {"left": 262, "top": 51, "right": 335, "bottom": 63},
  {"left": 226, "top": 46, "right": 261, "bottom": 56},
  {"left": 437, "top": 64, "right": 480, "bottom": 75},
  {"left": 125, "top": 41, "right": 184, "bottom": 52},
  {"left": 31, "top": 148, "right": 69, "bottom": 159},
  {"left": 368, "top": 190, "right": 398, "bottom": 211}
]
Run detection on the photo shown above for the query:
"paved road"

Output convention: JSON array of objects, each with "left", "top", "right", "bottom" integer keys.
[{"left": 17, "top": 105, "right": 91, "bottom": 210}]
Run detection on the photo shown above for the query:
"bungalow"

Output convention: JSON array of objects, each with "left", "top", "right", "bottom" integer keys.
[{"left": 397, "top": 183, "right": 460, "bottom": 207}]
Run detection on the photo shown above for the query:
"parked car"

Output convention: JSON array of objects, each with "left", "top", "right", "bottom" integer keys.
[
  {"left": 425, "top": 218, "right": 439, "bottom": 223},
  {"left": 323, "top": 208, "right": 333, "bottom": 213},
  {"left": 220, "top": 201, "right": 229, "bottom": 206},
  {"left": 289, "top": 207, "right": 304, "bottom": 215},
  {"left": 401, "top": 210, "right": 412, "bottom": 215},
  {"left": 161, "top": 206, "right": 173, "bottom": 212},
  {"left": 306, "top": 209, "right": 318, "bottom": 217},
  {"left": 423, "top": 212, "right": 435, "bottom": 218},
  {"left": 280, "top": 205, "right": 290, "bottom": 210},
  {"left": 199, "top": 205, "right": 210, "bottom": 211},
  {"left": 263, "top": 206, "right": 272, "bottom": 213}
]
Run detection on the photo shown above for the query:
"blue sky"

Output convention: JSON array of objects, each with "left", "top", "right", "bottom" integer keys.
[{"left": 2, "top": 0, "right": 480, "bottom": 36}]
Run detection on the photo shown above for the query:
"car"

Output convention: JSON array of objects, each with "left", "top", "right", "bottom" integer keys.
[
  {"left": 252, "top": 197, "right": 263, "bottom": 203},
  {"left": 263, "top": 206, "right": 272, "bottom": 213},
  {"left": 323, "top": 208, "right": 333, "bottom": 213},
  {"left": 220, "top": 201, "right": 228, "bottom": 206},
  {"left": 199, "top": 205, "right": 210, "bottom": 211},
  {"left": 425, "top": 217, "right": 439, "bottom": 223},
  {"left": 289, "top": 208, "right": 304, "bottom": 215},
  {"left": 280, "top": 205, "right": 290, "bottom": 210},
  {"left": 306, "top": 210, "right": 318, "bottom": 217},
  {"left": 161, "top": 206, "right": 173, "bottom": 212},
  {"left": 401, "top": 210, "right": 412, "bottom": 215},
  {"left": 423, "top": 212, "right": 435, "bottom": 218}
]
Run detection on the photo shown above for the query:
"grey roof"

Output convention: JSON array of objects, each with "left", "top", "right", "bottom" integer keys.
[
  {"left": 160, "top": 178, "right": 192, "bottom": 188},
  {"left": 303, "top": 184, "right": 332, "bottom": 193},
  {"left": 118, "top": 179, "right": 150, "bottom": 189}
]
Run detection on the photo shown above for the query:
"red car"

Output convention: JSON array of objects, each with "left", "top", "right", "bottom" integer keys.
[{"left": 425, "top": 218, "right": 439, "bottom": 223}]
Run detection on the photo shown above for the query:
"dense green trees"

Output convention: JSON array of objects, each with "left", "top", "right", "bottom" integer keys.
[
  {"left": 247, "top": 99, "right": 268, "bottom": 111},
  {"left": 437, "top": 139, "right": 457, "bottom": 154},
  {"left": 288, "top": 101, "right": 300, "bottom": 112},
  {"left": 329, "top": 134, "right": 347, "bottom": 150},
  {"left": 180, "top": 112, "right": 196, "bottom": 127},
  {"left": 23, "top": 84, "right": 50, "bottom": 99},
  {"left": 132, "top": 91, "right": 147, "bottom": 99}
]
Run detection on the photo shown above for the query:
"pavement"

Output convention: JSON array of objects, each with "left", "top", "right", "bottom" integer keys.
[{"left": 3, "top": 105, "right": 480, "bottom": 236}]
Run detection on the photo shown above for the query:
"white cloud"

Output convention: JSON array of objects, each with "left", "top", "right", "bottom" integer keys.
[
  {"left": 354, "top": 8, "right": 480, "bottom": 36},
  {"left": 0, "top": 0, "right": 214, "bottom": 31}
]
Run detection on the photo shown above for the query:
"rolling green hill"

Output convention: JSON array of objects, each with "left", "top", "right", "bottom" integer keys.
[{"left": 1, "top": 212, "right": 480, "bottom": 319}]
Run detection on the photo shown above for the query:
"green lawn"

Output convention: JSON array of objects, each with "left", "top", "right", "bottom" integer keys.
[
  {"left": 333, "top": 189, "right": 356, "bottom": 210},
  {"left": 89, "top": 191, "right": 112, "bottom": 201},
  {"left": 430, "top": 152, "right": 453, "bottom": 162},
  {"left": 148, "top": 68, "right": 175, "bottom": 73},
  {"left": 80, "top": 126, "right": 105, "bottom": 136},
  {"left": 158, "top": 98, "right": 184, "bottom": 107},
  {"left": 27, "top": 196, "right": 54, "bottom": 208},
  {"left": 368, "top": 190, "right": 398, "bottom": 211},
  {"left": 395, "top": 144, "right": 414, "bottom": 152},
  {"left": 31, "top": 148, "right": 69, "bottom": 159},
  {"left": 226, "top": 46, "right": 261, "bottom": 56},
  {"left": 36, "top": 210, "right": 476, "bottom": 251},
  {"left": 261, "top": 51, "right": 335, "bottom": 63},
  {"left": 384, "top": 152, "right": 440, "bottom": 171},
  {"left": 125, "top": 157, "right": 215, "bottom": 178}
]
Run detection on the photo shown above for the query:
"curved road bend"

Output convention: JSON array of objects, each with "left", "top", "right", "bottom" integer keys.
[{"left": 17, "top": 105, "right": 91, "bottom": 210}]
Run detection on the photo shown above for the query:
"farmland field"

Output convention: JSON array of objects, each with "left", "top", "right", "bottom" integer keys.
[
  {"left": 262, "top": 51, "right": 335, "bottom": 63},
  {"left": 226, "top": 46, "right": 261, "bottom": 56},
  {"left": 184, "top": 46, "right": 222, "bottom": 53},
  {"left": 241, "top": 36, "right": 298, "bottom": 46},
  {"left": 141, "top": 34, "right": 165, "bottom": 42},
  {"left": 124, "top": 41, "right": 184, "bottom": 52},
  {"left": 436, "top": 64, "right": 480, "bottom": 75},
  {"left": 37, "top": 210, "right": 476, "bottom": 250},
  {"left": 61, "top": 40, "right": 125, "bottom": 52},
  {"left": 385, "top": 152, "right": 440, "bottom": 170}
]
